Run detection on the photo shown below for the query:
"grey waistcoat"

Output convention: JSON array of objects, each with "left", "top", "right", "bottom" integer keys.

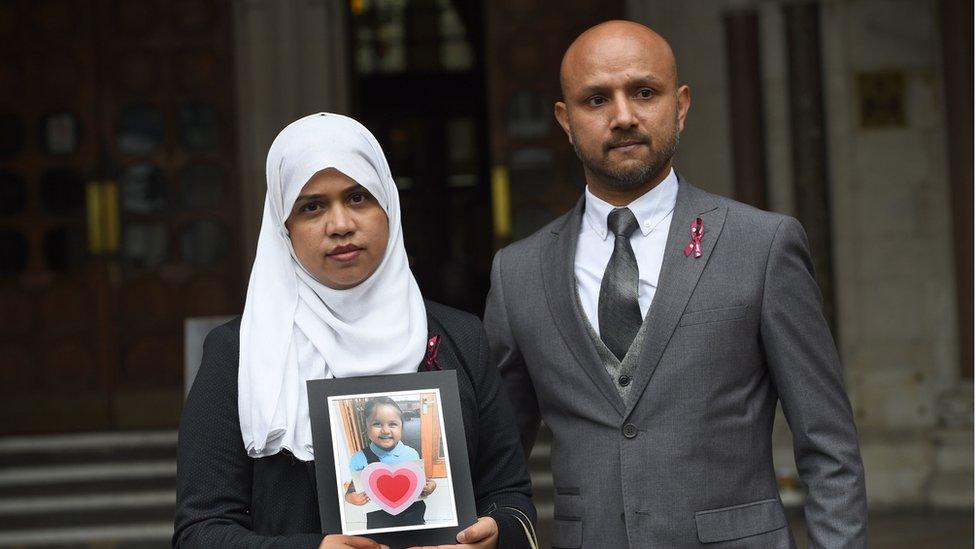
[{"left": 573, "top": 286, "right": 651, "bottom": 403}]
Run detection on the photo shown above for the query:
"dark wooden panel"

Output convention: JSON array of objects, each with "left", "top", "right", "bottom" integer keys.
[
  {"left": 0, "top": 0, "right": 242, "bottom": 433},
  {"left": 95, "top": 0, "right": 242, "bottom": 404},
  {"left": 484, "top": 0, "right": 625, "bottom": 248},
  {"left": 0, "top": 0, "right": 110, "bottom": 433}
]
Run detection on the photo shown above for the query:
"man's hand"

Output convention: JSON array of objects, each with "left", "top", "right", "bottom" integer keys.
[
  {"left": 319, "top": 534, "right": 388, "bottom": 549},
  {"left": 344, "top": 491, "right": 370, "bottom": 505},
  {"left": 420, "top": 478, "right": 437, "bottom": 497},
  {"left": 406, "top": 516, "right": 498, "bottom": 549}
]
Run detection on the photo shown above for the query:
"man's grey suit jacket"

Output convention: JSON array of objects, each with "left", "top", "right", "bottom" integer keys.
[{"left": 484, "top": 178, "right": 867, "bottom": 548}]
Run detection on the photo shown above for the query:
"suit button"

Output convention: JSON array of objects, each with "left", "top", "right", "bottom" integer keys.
[
  {"left": 618, "top": 375, "right": 631, "bottom": 387},
  {"left": 622, "top": 423, "right": 638, "bottom": 438}
]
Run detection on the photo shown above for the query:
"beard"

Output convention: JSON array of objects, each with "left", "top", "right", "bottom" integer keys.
[{"left": 571, "top": 113, "right": 680, "bottom": 190}]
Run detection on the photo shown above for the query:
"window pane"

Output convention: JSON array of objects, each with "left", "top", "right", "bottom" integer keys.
[
  {"left": 40, "top": 168, "right": 85, "bottom": 214},
  {"left": 0, "top": 228, "right": 28, "bottom": 275},
  {"left": 178, "top": 104, "right": 220, "bottom": 151},
  {"left": 123, "top": 223, "right": 168, "bottom": 268},
  {"left": 437, "top": 0, "right": 472, "bottom": 71},
  {"left": 120, "top": 163, "right": 167, "bottom": 214},
  {"left": 179, "top": 220, "right": 227, "bottom": 266},
  {"left": 41, "top": 112, "right": 80, "bottom": 155},
  {"left": 507, "top": 92, "right": 549, "bottom": 138},
  {"left": 42, "top": 226, "right": 86, "bottom": 272},
  {"left": 0, "top": 113, "right": 25, "bottom": 158},
  {"left": 117, "top": 106, "right": 164, "bottom": 155},
  {"left": 445, "top": 117, "right": 477, "bottom": 188},
  {"left": 0, "top": 172, "right": 26, "bottom": 215}
]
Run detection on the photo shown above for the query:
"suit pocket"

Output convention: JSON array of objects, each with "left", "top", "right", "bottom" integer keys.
[
  {"left": 552, "top": 488, "right": 582, "bottom": 548},
  {"left": 694, "top": 498, "right": 787, "bottom": 543},
  {"left": 679, "top": 305, "right": 748, "bottom": 327}
]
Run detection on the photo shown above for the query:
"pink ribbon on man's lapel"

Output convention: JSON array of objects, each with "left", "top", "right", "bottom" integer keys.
[
  {"left": 683, "top": 217, "right": 704, "bottom": 258},
  {"left": 424, "top": 335, "right": 442, "bottom": 371}
]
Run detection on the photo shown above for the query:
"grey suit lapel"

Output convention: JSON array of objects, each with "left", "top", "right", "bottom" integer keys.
[
  {"left": 625, "top": 176, "right": 728, "bottom": 417},
  {"left": 541, "top": 197, "right": 627, "bottom": 416}
]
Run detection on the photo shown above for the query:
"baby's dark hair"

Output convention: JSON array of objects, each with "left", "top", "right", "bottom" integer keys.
[{"left": 363, "top": 396, "right": 403, "bottom": 422}]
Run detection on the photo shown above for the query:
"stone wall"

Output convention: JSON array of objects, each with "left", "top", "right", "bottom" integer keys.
[{"left": 821, "top": 0, "right": 970, "bottom": 508}]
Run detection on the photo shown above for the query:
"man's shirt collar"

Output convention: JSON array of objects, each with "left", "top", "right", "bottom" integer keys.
[{"left": 583, "top": 167, "right": 679, "bottom": 240}]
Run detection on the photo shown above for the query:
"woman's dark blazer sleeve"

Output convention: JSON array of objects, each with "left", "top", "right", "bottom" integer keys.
[
  {"left": 173, "top": 319, "right": 322, "bottom": 549},
  {"left": 427, "top": 302, "right": 537, "bottom": 548}
]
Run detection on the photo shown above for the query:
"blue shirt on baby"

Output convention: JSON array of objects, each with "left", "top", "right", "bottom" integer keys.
[{"left": 349, "top": 441, "right": 420, "bottom": 472}]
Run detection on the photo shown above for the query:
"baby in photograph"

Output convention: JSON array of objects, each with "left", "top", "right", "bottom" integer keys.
[{"left": 345, "top": 396, "right": 436, "bottom": 528}]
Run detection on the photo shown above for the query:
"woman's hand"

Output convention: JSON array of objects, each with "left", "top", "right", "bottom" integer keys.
[
  {"left": 319, "top": 534, "right": 388, "bottom": 549},
  {"left": 420, "top": 478, "right": 437, "bottom": 497},
  {"left": 344, "top": 491, "right": 370, "bottom": 505},
  {"left": 406, "top": 516, "right": 498, "bottom": 549}
]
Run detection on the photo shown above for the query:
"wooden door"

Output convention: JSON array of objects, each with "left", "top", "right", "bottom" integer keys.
[
  {"left": 96, "top": 0, "right": 241, "bottom": 429},
  {"left": 419, "top": 392, "right": 446, "bottom": 479},
  {"left": 0, "top": 0, "right": 110, "bottom": 433},
  {"left": 0, "top": 0, "right": 242, "bottom": 434}
]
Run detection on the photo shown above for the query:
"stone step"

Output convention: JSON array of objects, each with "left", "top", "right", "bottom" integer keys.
[
  {"left": 0, "top": 476, "right": 175, "bottom": 499},
  {"left": 0, "top": 432, "right": 177, "bottom": 469},
  {"left": 0, "top": 460, "right": 177, "bottom": 500},
  {"left": 0, "top": 502, "right": 175, "bottom": 531},
  {"left": 0, "top": 427, "right": 551, "bottom": 547},
  {"left": 0, "top": 522, "right": 172, "bottom": 548},
  {"left": 0, "top": 431, "right": 179, "bottom": 546},
  {"left": 0, "top": 432, "right": 177, "bottom": 453},
  {"left": 0, "top": 463, "right": 176, "bottom": 531},
  {"left": 0, "top": 490, "right": 174, "bottom": 517},
  {"left": 0, "top": 445, "right": 178, "bottom": 469},
  {"left": 0, "top": 461, "right": 176, "bottom": 487}
]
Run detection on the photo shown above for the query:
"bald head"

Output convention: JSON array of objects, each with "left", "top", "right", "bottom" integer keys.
[
  {"left": 560, "top": 20, "right": 678, "bottom": 99},
  {"left": 553, "top": 19, "right": 690, "bottom": 205}
]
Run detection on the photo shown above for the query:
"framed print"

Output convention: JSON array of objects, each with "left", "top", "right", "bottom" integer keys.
[
  {"left": 308, "top": 370, "right": 477, "bottom": 548},
  {"left": 41, "top": 112, "right": 80, "bottom": 155}
]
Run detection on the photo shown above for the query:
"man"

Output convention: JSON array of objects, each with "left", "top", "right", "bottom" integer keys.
[{"left": 484, "top": 20, "right": 867, "bottom": 548}]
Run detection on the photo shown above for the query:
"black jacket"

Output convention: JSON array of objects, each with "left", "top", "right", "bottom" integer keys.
[{"left": 174, "top": 301, "right": 536, "bottom": 548}]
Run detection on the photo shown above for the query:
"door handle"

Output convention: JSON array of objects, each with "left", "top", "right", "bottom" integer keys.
[
  {"left": 86, "top": 181, "right": 104, "bottom": 254},
  {"left": 491, "top": 165, "right": 511, "bottom": 241},
  {"left": 85, "top": 180, "right": 120, "bottom": 254}
]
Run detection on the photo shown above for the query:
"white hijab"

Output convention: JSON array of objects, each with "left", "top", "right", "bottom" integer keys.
[{"left": 238, "top": 113, "right": 428, "bottom": 461}]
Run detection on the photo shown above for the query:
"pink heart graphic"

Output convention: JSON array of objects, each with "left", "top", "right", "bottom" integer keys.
[{"left": 360, "top": 461, "right": 425, "bottom": 515}]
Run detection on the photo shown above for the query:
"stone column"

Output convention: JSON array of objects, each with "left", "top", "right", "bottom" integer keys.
[
  {"left": 821, "top": 0, "right": 967, "bottom": 507},
  {"left": 232, "top": 0, "right": 352, "bottom": 273},
  {"left": 724, "top": 9, "right": 768, "bottom": 210}
]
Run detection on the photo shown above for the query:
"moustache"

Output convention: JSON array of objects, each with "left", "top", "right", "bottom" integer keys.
[{"left": 604, "top": 134, "right": 650, "bottom": 152}]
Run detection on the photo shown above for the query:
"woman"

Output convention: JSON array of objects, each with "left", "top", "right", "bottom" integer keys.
[{"left": 173, "top": 113, "right": 537, "bottom": 549}]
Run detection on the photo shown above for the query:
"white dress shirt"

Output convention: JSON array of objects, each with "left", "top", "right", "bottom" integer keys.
[{"left": 574, "top": 168, "right": 679, "bottom": 337}]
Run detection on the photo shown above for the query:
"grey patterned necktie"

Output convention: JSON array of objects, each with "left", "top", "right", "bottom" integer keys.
[{"left": 599, "top": 207, "right": 642, "bottom": 361}]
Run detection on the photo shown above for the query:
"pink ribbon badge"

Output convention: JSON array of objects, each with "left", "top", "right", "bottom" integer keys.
[
  {"left": 683, "top": 218, "right": 704, "bottom": 258},
  {"left": 424, "top": 335, "right": 442, "bottom": 371}
]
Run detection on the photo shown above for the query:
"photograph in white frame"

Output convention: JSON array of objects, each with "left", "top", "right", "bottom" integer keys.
[{"left": 327, "top": 388, "right": 459, "bottom": 536}]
